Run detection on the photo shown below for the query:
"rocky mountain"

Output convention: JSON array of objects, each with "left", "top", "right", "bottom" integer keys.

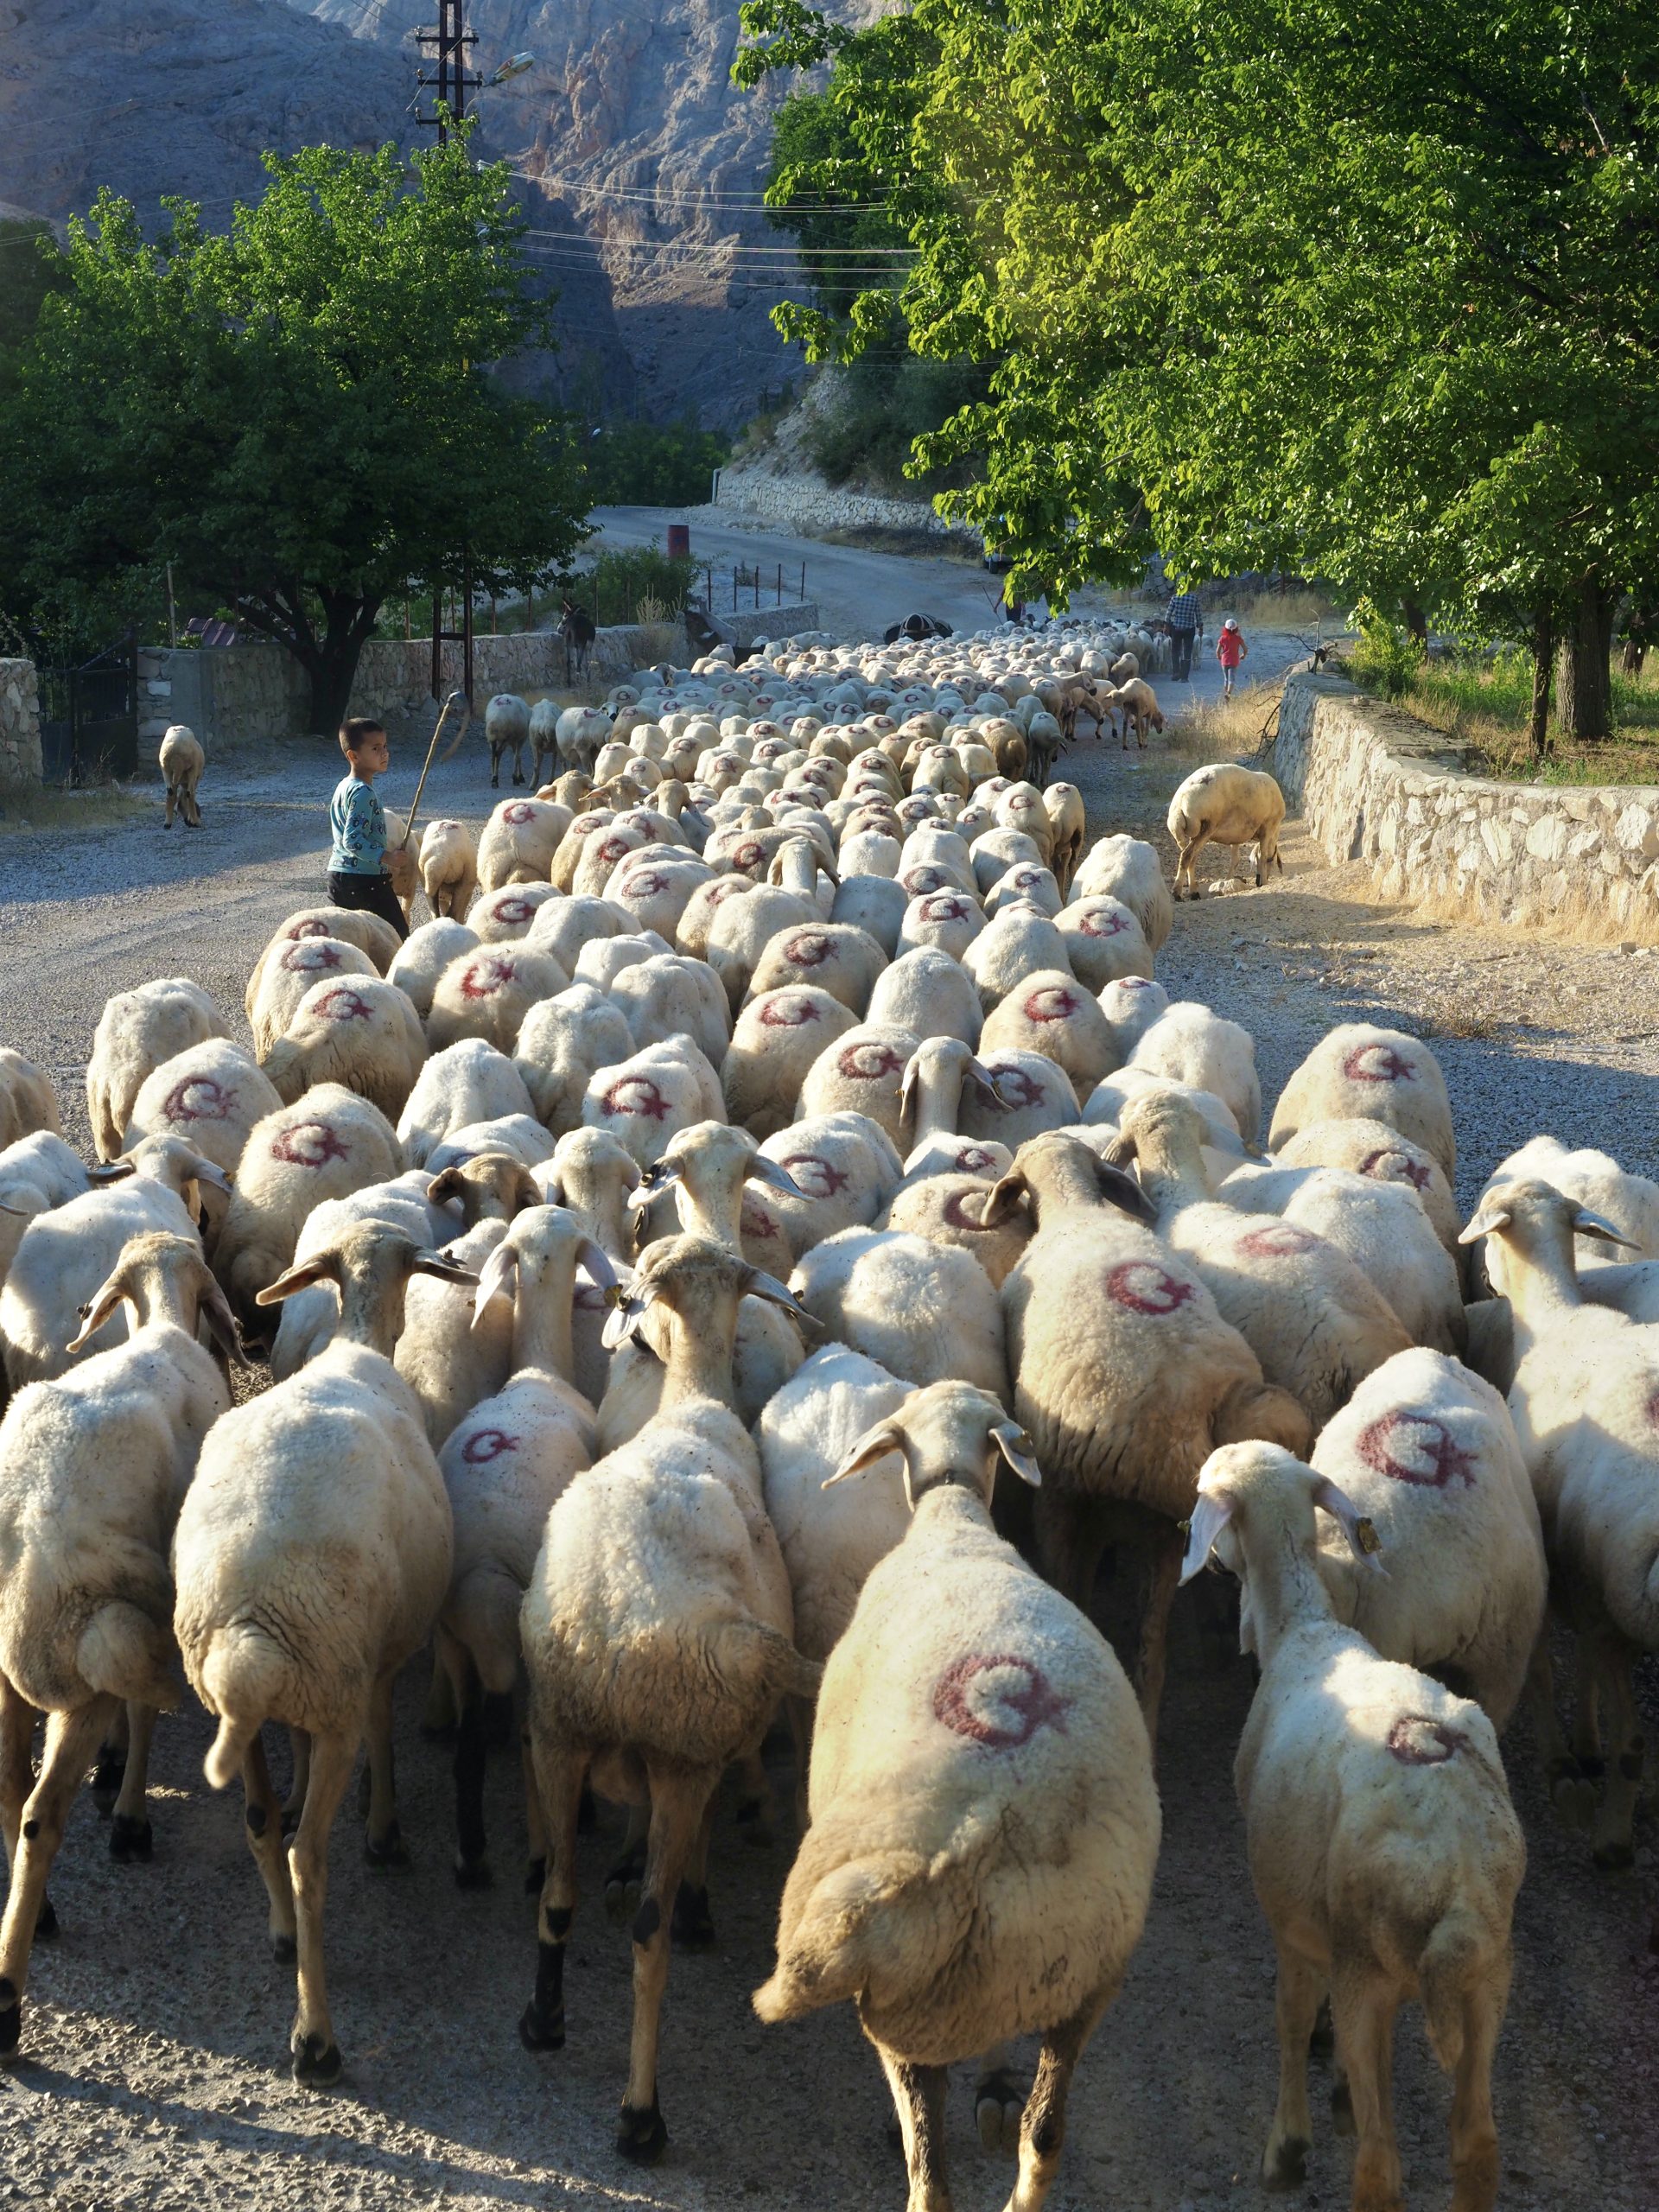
[{"left": 0, "top": 0, "right": 885, "bottom": 428}]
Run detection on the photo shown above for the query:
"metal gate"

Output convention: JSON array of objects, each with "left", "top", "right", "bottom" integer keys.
[{"left": 38, "top": 638, "right": 139, "bottom": 785}]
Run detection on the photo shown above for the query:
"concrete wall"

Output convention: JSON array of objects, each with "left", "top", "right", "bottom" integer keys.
[
  {"left": 1273, "top": 669, "right": 1659, "bottom": 937},
  {"left": 0, "top": 658, "right": 42, "bottom": 785}
]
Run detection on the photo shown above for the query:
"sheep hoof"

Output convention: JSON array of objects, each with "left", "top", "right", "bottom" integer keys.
[
  {"left": 291, "top": 2032, "right": 343, "bottom": 2088},
  {"left": 604, "top": 1842, "right": 646, "bottom": 1921},
  {"left": 364, "top": 1822, "right": 410, "bottom": 1872},
  {"left": 518, "top": 1998, "right": 565, "bottom": 2052},
  {"left": 1592, "top": 1838, "right": 1635, "bottom": 1872},
  {"left": 91, "top": 1746, "right": 127, "bottom": 1812},
  {"left": 1262, "top": 2135, "right": 1309, "bottom": 2190},
  {"left": 671, "top": 1883, "right": 715, "bottom": 1951},
  {"left": 35, "top": 1897, "right": 57, "bottom": 1942},
  {"left": 1549, "top": 1764, "right": 1597, "bottom": 1831},
  {"left": 0, "top": 1979, "right": 19, "bottom": 2060},
  {"left": 109, "top": 1814, "right": 153, "bottom": 1863},
  {"left": 1330, "top": 2079, "right": 1355, "bottom": 2136},
  {"left": 524, "top": 1856, "right": 546, "bottom": 1895},
  {"left": 615, "top": 2096, "right": 667, "bottom": 2164},
  {"left": 270, "top": 1931, "right": 297, "bottom": 1965},
  {"left": 454, "top": 1854, "right": 493, "bottom": 1891},
  {"left": 975, "top": 2066, "right": 1027, "bottom": 2156}
]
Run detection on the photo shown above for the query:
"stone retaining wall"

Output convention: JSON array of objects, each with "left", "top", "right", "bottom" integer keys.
[
  {"left": 0, "top": 658, "right": 42, "bottom": 785},
  {"left": 1272, "top": 669, "right": 1659, "bottom": 936},
  {"left": 713, "top": 467, "right": 980, "bottom": 543}
]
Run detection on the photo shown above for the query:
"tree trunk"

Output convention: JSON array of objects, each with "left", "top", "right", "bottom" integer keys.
[
  {"left": 1402, "top": 597, "right": 1427, "bottom": 646},
  {"left": 306, "top": 646, "right": 365, "bottom": 740},
  {"left": 1529, "top": 603, "right": 1554, "bottom": 756},
  {"left": 1554, "top": 576, "right": 1616, "bottom": 742}
]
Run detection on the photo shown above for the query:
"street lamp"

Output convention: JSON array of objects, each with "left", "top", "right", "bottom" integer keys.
[{"left": 490, "top": 52, "right": 536, "bottom": 85}]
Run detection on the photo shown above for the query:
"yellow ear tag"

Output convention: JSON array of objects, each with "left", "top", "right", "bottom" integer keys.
[{"left": 1356, "top": 1517, "right": 1382, "bottom": 1555}]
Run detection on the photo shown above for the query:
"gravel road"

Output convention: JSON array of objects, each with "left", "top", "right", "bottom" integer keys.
[{"left": 3, "top": 627, "right": 1657, "bottom": 2212}]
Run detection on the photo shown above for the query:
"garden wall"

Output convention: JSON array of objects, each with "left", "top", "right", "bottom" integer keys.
[
  {"left": 0, "top": 658, "right": 43, "bottom": 784},
  {"left": 1273, "top": 669, "right": 1659, "bottom": 936}
]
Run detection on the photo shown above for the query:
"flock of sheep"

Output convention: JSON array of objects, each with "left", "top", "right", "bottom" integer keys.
[{"left": 0, "top": 613, "right": 1649, "bottom": 2212}]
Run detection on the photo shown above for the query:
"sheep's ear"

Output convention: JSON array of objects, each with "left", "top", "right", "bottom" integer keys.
[
  {"left": 992, "top": 1421, "right": 1042, "bottom": 1488},
  {"left": 601, "top": 1276, "right": 658, "bottom": 1350},
  {"left": 1179, "top": 1489, "right": 1236, "bottom": 1584},
  {"left": 472, "top": 1242, "right": 518, "bottom": 1326},
  {"left": 1312, "top": 1475, "right": 1386, "bottom": 1575},
  {"left": 426, "top": 1166, "right": 467, "bottom": 1211},
  {"left": 1573, "top": 1205, "right": 1641, "bottom": 1249},
  {"left": 979, "top": 1169, "right": 1030, "bottom": 1228},
  {"left": 746, "top": 1154, "right": 805, "bottom": 1198},
  {"left": 742, "top": 1268, "right": 817, "bottom": 1332},
  {"left": 414, "top": 1248, "right": 482, "bottom": 1287},
  {"left": 576, "top": 1236, "right": 618, "bottom": 1294},
  {"left": 188, "top": 1156, "right": 232, "bottom": 1193},
  {"left": 1095, "top": 1159, "right": 1158, "bottom": 1225},
  {"left": 823, "top": 1423, "right": 906, "bottom": 1488},
  {"left": 196, "top": 1275, "right": 245, "bottom": 1363},
  {"left": 1100, "top": 1127, "right": 1136, "bottom": 1168},
  {"left": 630, "top": 1158, "right": 681, "bottom": 1213},
  {"left": 89, "top": 1159, "right": 137, "bottom": 1184},
  {"left": 963, "top": 1056, "right": 1002, "bottom": 1103},
  {"left": 1459, "top": 1194, "right": 1512, "bottom": 1245},
  {"left": 256, "top": 1254, "right": 337, "bottom": 1306},
  {"left": 66, "top": 1272, "right": 130, "bottom": 1352},
  {"left": 510, "top": 1166, "right": 542, "bottom": 1214},
  {"left": 898, "top": 1051, "right": 923, "bottom": 1128}
]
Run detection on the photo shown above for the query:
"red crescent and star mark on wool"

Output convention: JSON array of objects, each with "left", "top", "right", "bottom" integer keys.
[
  {"left": 1078, "top": 906, "right": 1128, "bottom": 938},
  {"left": 785, "top": 932, "right": 832, "bottom": 968},
  {"left": 1022, "top": 985, "right": 1079, "bottom": 1024},
  {"left": 776, "top": 1153, "right": 849, "bottom": 1199},
  {"left": 461, "top": 1427, "right": 519, "bottom": 1465},
  {"left": 1236, "top": 1223, "right": 1320, "bottom": 1261},
  {"left": 280, "top": 940, "right": 343, "bottom": 973},
  {"left": 1359, "top": 1147, "right": 1433, "bottom": 1192},
  {"left": 839, "top": 1040, "right": 904, "bottom": 1082},
  {"left": 1386, "top": 1715, "right": 1463, "bottom": 1766},
  {"left": 313, "top": 986, "right": 373, "bottom": 1024},
  {"left": 461, "top": 955, "right": 518, "bottom": 1001},
  {"left": 501, "top": 801, "right": 538, "bottom": 826},
  {"left": 270, "top": 1121, "right": 349, "bottom": 1169},
  {"left": 759, "top": 995, "right": 820, "bottom": 1029},
  {"left": 921, "top": 895, "right": 970, "bottom": 924},
  {"left": 492, "top": 895, "right": 537, "bottom": 926},
  {"left": 287, "top": 918, "right": 334, "bottom": 941},
  {"left": 162, "top": 1076, "right": 238, "bottom": 1125},
  {"left": 603, "top": 1076, "right": 672, "bottom": 1121},
  {"left": 985, "top": 1065, "right": 1047, "bottom": 1111},
  {"left": 942, "top": 1187, "right": 995, "bottom": 1233},
  {"left": 1342, "top": 1043, "right": 1418, "bottom": 1084},
  {"left": 932, "top": 1652, "right": 1071, "bottom": 1751},
  {"left": 1355, "top": 1410, "right": 1478, "bottom": 1489},
  {"left": 1105, "top": 1259, "right": 1197, "bottom": 1316}
]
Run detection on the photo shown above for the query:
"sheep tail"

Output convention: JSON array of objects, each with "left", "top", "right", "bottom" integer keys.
[
  {"left": 719, "top": 1619, "right": 823, "bottom": 1703},
  {"left": 753, "top": 1859, "right": 899, "bottom": 2024},
  {"left": 1419, "top": 1909, "right": 1481, "bottom": 2073},
  {"left": 258, "top": 1039, "right": 305, "bottom": 1103},
  {"left": 76, "top": 1603, "right": 181, "bottom": 1713},
  {"left": 204, "top": 1713, "right": 260, "bottom": 1791},
  {"left": 199, "top": 1623, "right": 286, "bottom": 1788}
]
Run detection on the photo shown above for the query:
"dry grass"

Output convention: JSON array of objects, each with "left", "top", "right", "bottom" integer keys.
[
  {"left": 1176, "top": 683, "right": 1284, "bottom": 763},
  {"left": 1398, "top": 653, "right": 1659, "bottom": 786},
  {"left": 0, "top": 783, "right": 149, "bottom": 836}
]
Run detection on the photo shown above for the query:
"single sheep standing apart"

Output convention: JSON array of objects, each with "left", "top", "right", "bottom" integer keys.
[
  {"left": 486, "top": 693, "right": 531, "bottom": 789},
  {"left": 1166, "top": 763, "right": 1286, "bottom": 898},
  {"left": 158, "top": 723, "right": 205, "bottom": 829},
  {"left": 756, "top": 1381, "right": 1160, "bottom": 2212}
]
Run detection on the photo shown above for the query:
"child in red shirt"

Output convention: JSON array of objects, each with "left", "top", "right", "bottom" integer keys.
[{"left": 1217, "top": 617, "right": 1248, "bottom": 696}]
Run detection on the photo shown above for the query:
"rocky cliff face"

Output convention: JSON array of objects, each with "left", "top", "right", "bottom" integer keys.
[{"left": 0, "top": 0, "right": 883, "bottom": 429}]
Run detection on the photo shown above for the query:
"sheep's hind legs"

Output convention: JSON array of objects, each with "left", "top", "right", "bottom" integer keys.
[
  {"left": 1448, "top": 1974, "right": 1504, "bottom": 2212},
  {"left": 288, "top": 1728, "right": 357, "bottom": 2087},
  {"left": 109, "top": 1700, "right": 158, "bottom": 1860},
  {"left": 521, "top": 1738, "right": 588, "bottom": 2052},
  {"left": 362, "top": 1670, "right": 409, "bottom": 1869},
  {"left": 241, "top": 1726, "right": 296, "bottom": 1963},
  {"left": 0, "top": 1694, "right": 114, "bottom": 2059},
  {"left": 1586, "top": 1631, "right": 1643, "bottom": 1871},
  {"left": 1002, "top": 1988, "right": 1113, "bottom": 2212},
  {"left": 91, "top": 1700, "right": 130, "bottom": 1811},
  {"left": 1332, "top": 1967, "right": 1403, "bottom": 2212},
  {"left": 449, "top": 1650, "right": 493, "bottom": 1889},
  {"left": 604, "top": 1803, "right": 648, "bottom": 1920},
  {"left": 974, "top": 2041, "right": 1028, "bottom": 2155},
  {"left": 1261, "top": 1942, "right": 1323, "bottom": 2189},
  {"left": 1525, "top": 1629, "right": 1596, "bottom": 1830},
  {"left": 876, "top": 2048, "right": 952, "bottom": 2212},
  {"left": 671, "top": 1792, "right": 716, "bottom": 1950},
  {"left": 615, "top": 1761, "right": 717, "bottom": 2162}
]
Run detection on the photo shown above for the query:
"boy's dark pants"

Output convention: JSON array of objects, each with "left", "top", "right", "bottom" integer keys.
[{"left": 327, "top": 869, "right": 410, "bottom": 942}]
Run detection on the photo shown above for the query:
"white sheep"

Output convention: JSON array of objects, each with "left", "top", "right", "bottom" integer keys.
[
  {"left": 1269, "top": 1024, "right": 1455, "bottom": 1180},
  {"left": 397, "top": 1038, "right": 535, "bottom": 1165},
  {"left": 1, "top": 1136, "right": 228, "bottom": 1388},
  {"left": 582, "top": 1035, "right": 725, "bottom": 1169},
  {"left": 516, "top": 1237, "right": 818, "bottom": 2161},
  {"left": 513, "top": 985, "right": 635, "bottom": 1137},
  {"left": 979, "top": 967, "right": 1117, "bottom": 1093},
  {"left": 961, "top": 903, "right": 1075, "bottom": 1012},
  {"left": 757, "top": 1113, "right": 906, "bottom": 1259},
  {"left": 554, "top": 702, "right": 612, "bottom": 774},
  {"left": 1474, "top": 1134, "right": 1659, "bottom": 1297},
  {"left": 883, "top": 1170, "right": 1033, "bottom": 1287},
  {"left": 250, "top": 935, "right": 381, "bottom": 1058},
  {"left": 1129, "top": 1000, "right": 1262, "bottom": 1146},
  {"left": 0, "top": 1231, "right": 237, "bottom": 2058},
  {"left": 704, "top": 881, "right": 819, "bottom": 1011},
  {"left": 1274, "top": 1115, "right": 1463, "bottom": 1261},
  {"left": 86, "top": 980, "right": 226, "bottom": 1162},
  {"left": 526, "top": 891, "right": 623, "bottom": 973},
  {"left": 1180, "top": 1441, "right": 1523, "bottom": 2211},
  {"left": 1070, "top": 833, "right": 1173, "bottom": 953},
  {"left": 393, "top": 1151, "right": 542, "bottom": 1446},
  {"left": 173, "top": 1224, "right": 472, "bottom": 2084},
  {"left": 260, "top": 974, "right": 426, "bottom": 1124},
  {"left": 796, "top": 1023, "right": 920, "bottom": 1150},
  {"left": 756, "top": 1382, "right": 1160, "bottom": 2212},
  {"left": 790, "top": 1225, "right": 1008, "bottom": 1403},
  {"left": 485, "top": 693, "right": 531, "bottom": 788},
  {"left": 246, "top": 909, "right": 400, "bottom": 1009},
  {"left": 866, "top": 945, "right": 983, "bottom": 1048},
  {"left": 1167, "top": 763, "right": 1285, "bottom": 897},
  {"left": 610, "top": 951, "right": 732, "bottom": 1069},
  {"left": 723, "top": 987, "right": 858, "bottom": 1138},
  {"left": 1052, "top": 896, "right": 1154, "bottom": 992},
  {"left": 957, "top": 1048, "right": 1081, "bottom": 1149},
  {"left": 472, "top": 882, "right": 564, "bottom": 944},
  {"left": 476, "top": 797, "right": 571, "bottom": 893},
  {"left": 1309, "top": 1348, "right": 1546, "bottom": 1727},
  {"left": 1097, "top": 976, "right": 1170, "bottom": 1060},
  {"left": 417, "top": 819, "right": 478, "bottom": 919},
  {"left": 386, "top": 918, "right": 480, "bottom": 1024},
  {"left": 426, "top": 944, "right": 569, "bottom": 1056},
  {"left": 895, "top": 887, "right": 986, "bottom": 963},
  {"left": 158, "top": 723, "right": 205, "bottom": 830},
  {"left": 528, "top": 697, "right": 561, "bottom": 785},
  {"left": 268, "top": 1170, "right": 453, "bottom": 1380},
  {"left": 0, "top": 1134, "right": 88, "bottom": 1296},
  {"left": 213, "top": 1087, "right": 402, "bottom": 1344},
  {"left": 746, "top": 921, "right": 887, "bottom": 1018},
  {"left": 123, "top": 1039, "right": 283, "bottom": 1248},
  {"left": 829, "top": 872, "right": 909, "bottom": 957},
  {"left": 993, "top": 1131, "right": 1309, "bottom": 1733}
]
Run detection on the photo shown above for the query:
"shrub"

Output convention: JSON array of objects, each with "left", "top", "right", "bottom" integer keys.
[
  {"left": 1346, "top": 596, "right": 1423, "bottom": 699},
  {"left": 582, "top": 417, "right": 731, "bottom": 507},
  {"left": 806, "top": 357, "right": 988, "bottom": 494},
  {"left": 567, "top": 543, "right": 701, "bottom": 629}
]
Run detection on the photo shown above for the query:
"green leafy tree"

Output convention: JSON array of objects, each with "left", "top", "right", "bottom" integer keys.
[
  {"left": 582, "top": 418, "right": 731, "bottom": 507},
  {"left": 0, "top": 135, "right": 589, "bottom": 728},
  {"left": 738, "top": 0, "right": 1659, "bottom": 743}
]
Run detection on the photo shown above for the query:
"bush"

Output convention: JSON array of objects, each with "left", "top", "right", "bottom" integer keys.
[
  {"left": 582, "top": 418, "right": 730, "bottom": 507},
  {"left": 1346, "top": 595, "right": 1423, "bottom": 699},
  {"left": 806, "top": 357, "right": 988, "bottom": 495},
  {"left": 567, "top": 543, "right": 701, "bottom": 628}
]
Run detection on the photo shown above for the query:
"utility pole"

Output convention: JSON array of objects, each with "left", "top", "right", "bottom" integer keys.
[{"left": 415, "top": 4, "right": 480, "bottom": 705}]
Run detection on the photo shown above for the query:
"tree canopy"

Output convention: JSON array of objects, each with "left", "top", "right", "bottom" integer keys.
[
  {"left": 0, "top": 135, "right": 589, "bottom": 728},
  {"left": 737, "top": 0, "right": 1659, "bottom": 735}
]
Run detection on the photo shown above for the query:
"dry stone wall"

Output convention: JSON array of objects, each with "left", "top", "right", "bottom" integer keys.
[
  {"left": 1273, "top": 669, "right": 1659, "bottom": 937},
  {"left": 0, "top": 658, "right": 43, "bottom": 785}
]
